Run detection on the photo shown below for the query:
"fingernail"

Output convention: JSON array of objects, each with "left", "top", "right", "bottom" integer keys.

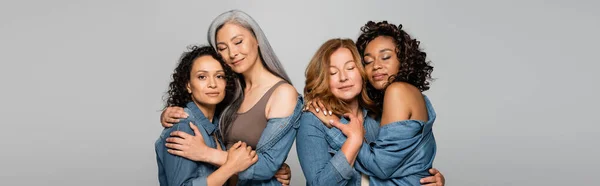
[
  {"left": 420, "top": 179, "right": 424, "bottom": 183},
  {"left": 184, "top": 113, "right": 189, "bottom": 117},
  {"left": 316, "top": 108, "right": 320, "bottom": 112},
  {"left": 329, "top": 110, "right": 332, "bottom": 115},
  {"left": 329, "top": 120, "right": 333, "bottom": 124}
]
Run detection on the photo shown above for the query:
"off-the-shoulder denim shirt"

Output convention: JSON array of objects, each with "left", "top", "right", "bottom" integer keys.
[
  {"left": 235, "top": 95, "right": 304, "bottom": 186},
  {"left": 325, "top": 95, "right": 437, "bottom": 186}
]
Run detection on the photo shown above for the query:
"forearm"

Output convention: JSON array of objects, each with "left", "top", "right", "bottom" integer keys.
[
  {"left": 339, "top": 137, "right": 362, "bottom": 166},
  {"left": 204, "top": 147, "right": 227, "bottom": 167},
  {"left": 238, "top": 127, "right": 297, "bottom": 180},
  {"left": 299, "top": 148, "right": 356, "bottom": 186},
  {"left": 206, "top": 164, "right": 236, "bottom": 186}
]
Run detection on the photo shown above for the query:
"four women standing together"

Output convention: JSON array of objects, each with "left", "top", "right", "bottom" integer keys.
[{"left": 155, "top": 9, "right": 446, "bottom": 186}]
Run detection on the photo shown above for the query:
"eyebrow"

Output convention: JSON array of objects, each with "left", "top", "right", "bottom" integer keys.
[
  {"left": 328, "top": 60, "right": 355, "bottom": 68},
  {"left": 364, "top": 48, "right": 394, "bottom": 57},
  {"left": 216, "top": 34, "right": 243, "bottom": 45},
  {"left": 195, "top": 70, "right": 225, "bottom": 73}
]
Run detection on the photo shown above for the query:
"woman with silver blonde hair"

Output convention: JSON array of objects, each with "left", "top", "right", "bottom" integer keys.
[{"left": 161, "top": 10, "right": 302, "bottom": 186}]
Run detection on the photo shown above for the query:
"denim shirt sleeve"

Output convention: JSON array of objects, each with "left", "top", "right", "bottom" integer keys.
[
  {"left": 325, "top": 119, "right": 434, "bottom": 179},
  {"left": 237, "top": 96, "right": 303, "bottom": 181},
  {"left": 296, "top": 112, "right": 356, "bottom": 186},
  {"left": 157, "top": 119, "right": 209, "bottom": 186}
]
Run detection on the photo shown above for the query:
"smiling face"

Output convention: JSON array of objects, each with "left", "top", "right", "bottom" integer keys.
[
  {"left": 328, "top": 47, "right": 364, "bottom": 102},
  {"left": 363, "top": 36, "right": 401, "bottom": 90},
  {"left": 186, "top": 55, "right": 227, "bottom": 107},
  {"left": 214, "top": 23, "right": 261, "bottom": 74}
]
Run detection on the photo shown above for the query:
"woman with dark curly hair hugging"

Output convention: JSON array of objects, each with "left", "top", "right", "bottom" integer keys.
[
  {"left": 157, "top": 10, "right": 299, "bottom": 186},
  {"left": 306, "top": 21, "right": 445, "bottom": 185},
  {"left": 155, "top": 45, "right": 258, "bottom": 186}
]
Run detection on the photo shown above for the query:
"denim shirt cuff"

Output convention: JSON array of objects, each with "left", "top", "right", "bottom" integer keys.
[
  {"left": 191, "top": 176, "right": 208, "bottom": 186},
  {"left": 331, "top": 150, "right": 354, "bottom": 180}
]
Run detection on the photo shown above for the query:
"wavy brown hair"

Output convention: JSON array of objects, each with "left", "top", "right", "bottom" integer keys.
[
  {"left": 356, "top": 21, "right": 434, "bottom": 110},
  {"left": 304, "top": 38, "right": 376, "bottom": 116}
]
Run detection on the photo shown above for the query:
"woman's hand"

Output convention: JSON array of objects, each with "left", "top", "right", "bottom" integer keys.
[
  {"left": 420, "top": 168, "right": 445, "bottom": 186},
  {"left": 223, "top": 141, "right": 258, "bottom": 173},
  {"left": 303, "top": 98, "right": 333, "bottom": 116},
  {"left": 165, "top": 122, "right": 208, "bottom": 162},
  {"left": 329, "top": 113, "right": 364, "bottom": 142},
  {"left": 304, "top": 98, "right": 339, "bottom": 128},
  {"left": 160, "top": 106, "right": 188, "bottom": 128},
  {"left": 274, "top": 163, "right": 291, "bottom": 186}
]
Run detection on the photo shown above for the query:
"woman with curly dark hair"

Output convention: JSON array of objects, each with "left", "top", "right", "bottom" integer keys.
[
  {"left": 155, "top": 45, "right": 259, "bottom": 186},
  {"left": 157, "top": 10, "right": 299, "bottom": 186},
  {"left": 307, "top": 21, "right": 445, "bottom": 185}
]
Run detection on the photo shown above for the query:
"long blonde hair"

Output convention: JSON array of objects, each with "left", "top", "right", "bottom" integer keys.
[{"left": 304, "top": 38, "right": 375, "bottom": 116}]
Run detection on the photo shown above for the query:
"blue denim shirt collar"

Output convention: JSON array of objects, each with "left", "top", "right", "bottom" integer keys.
[{"left": 185, "top": 102, "right": 216, "bottom": 135}]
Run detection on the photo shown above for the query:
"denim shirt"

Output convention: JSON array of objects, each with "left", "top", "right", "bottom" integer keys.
[
  {"left": 235, "top": 95, "right": 304, "bottom": 186},
  {"left": 296, "top": 108, "right": 379, "bottom": 186},
  {"left": 325, "top": 95, "right": 437, "bottom": 186},
  {"left": 155, "top": 102, "right": 225, "bottom": 186}
]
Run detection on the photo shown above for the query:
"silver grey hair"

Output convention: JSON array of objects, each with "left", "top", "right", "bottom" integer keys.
[
  {"left": 207, "top": 10, "right": 293, "bottom": 142},
  {"left": 208, "top": 9, "right": 292, "bottom": 83}
]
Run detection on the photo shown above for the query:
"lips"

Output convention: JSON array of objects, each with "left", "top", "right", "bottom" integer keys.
[
  {"left": 372, "top": 73, "right": 388, "bottom": 81},
  {"left": 230, "top": 57, "right": 245, "bottom": 66},
  {"left": 338, "top": 85, "right": 354, "bottom": 91},
  {"left": 205, "top": 92, "right": 220, "bottom": 97}
]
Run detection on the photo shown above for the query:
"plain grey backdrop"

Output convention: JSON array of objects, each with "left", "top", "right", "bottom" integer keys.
[{"left": 1, "top": 0, "right": 599, "bottom": 185}]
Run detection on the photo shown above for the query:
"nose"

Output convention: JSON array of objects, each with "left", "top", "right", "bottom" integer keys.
[
  {"left": 339, "top": 70, "right": 349, "bottom": 82},
  {"left": 373, "top": 59, "right": 383, "bottom": 70},
  {"left": 228, "top": 46, "right": 239, "bottom": 60},
  {"left": 208, "top": 77, "right": 217, "bottom": 88}
]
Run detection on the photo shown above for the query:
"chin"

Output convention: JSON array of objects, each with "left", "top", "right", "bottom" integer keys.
[
  {"left": 201, "top": 99, "right": 223, "bottom": 105},
  {"left": 373, "top": 82, "right": 387, "bottom": 90},
  {"left": 232, "top": 65, "right": 248, "bottom": 74},
  {"left": 336, "top": 93, "right": 360, "bottom": 102}
]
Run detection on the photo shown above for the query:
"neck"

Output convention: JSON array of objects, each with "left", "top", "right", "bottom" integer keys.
[
  {"left": 242, "top": 58, "right": 278, "bottom": 89},
  {"left": 194, "top": 101, "right": 216, "bottom": 122},
  {"left": 346, "top": 98, "right": 362, "bottom": 117}
]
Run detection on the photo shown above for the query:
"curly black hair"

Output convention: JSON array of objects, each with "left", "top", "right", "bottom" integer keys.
[
  {"left": 356, "top": 21, "right": 434, "bottom": 110},
  {"left": 164, "top": 45, "right": 237, "bottom": 116}
]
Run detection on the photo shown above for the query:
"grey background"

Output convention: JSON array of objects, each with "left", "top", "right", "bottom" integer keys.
[{"left": 1, "top": 0, "right": 598, "bottom": 185}]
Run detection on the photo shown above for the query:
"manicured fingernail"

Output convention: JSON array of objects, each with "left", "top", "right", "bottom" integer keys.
[
  {"left": 420, "top": 179, "right": 424, "bottom": 183},
  {"left": 316, "top": 108, "right": 320, "bottom": 113},
  {"left": 329, "top": 111, "right": 332, "bottom": 115},
  {"left": 329, "top": 120, "right": 333, "bottom": 124}
]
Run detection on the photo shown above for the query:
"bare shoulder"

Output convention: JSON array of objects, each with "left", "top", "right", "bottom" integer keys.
[
  {"left": 380, "top": 82, "right": 426, "bottom": 124},
  {"left": 384, "top": 82, "right": 423, "bottom": 106},
  {"left": 267, "top": 83, "right": 299, "bottom": 118}
]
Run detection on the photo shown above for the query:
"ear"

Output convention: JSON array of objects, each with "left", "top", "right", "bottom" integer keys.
[{"left": 186, "top": 82, "right": 192, "bottom": 94}]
